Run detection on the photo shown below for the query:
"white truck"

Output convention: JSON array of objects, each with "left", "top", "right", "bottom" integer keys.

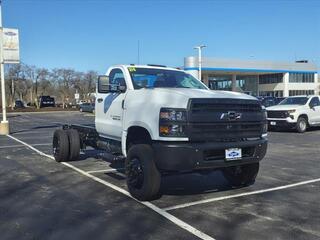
[
  {"left": 53, "top": 65, "right": 268, "bottom": 201},
  {"left": 267, "top": 95, "right": 320, "bottom": 133}
]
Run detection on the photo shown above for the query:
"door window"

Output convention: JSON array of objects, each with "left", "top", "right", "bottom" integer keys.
[
  {"left": 309, "top": 97, "right": 320, "bottom": 107},
  {"left": 98, "top": 69, "right": 126, "bottom": 93},
  {"left": 109, "top": 69, "right": 126, "bottom": 91}
]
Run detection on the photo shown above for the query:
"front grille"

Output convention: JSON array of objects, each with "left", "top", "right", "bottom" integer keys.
[
  {"left": 187, "top": 98, "right": 264, "bottom": 142},
  {"left": 189, "top": 122, "right": 263, "bottom": 141},
  {"left": 191, "top": 98, "right": 262, "bottom": 113},
  {"left": 267, "top": 110, "right": 288, "bottom": 118}
]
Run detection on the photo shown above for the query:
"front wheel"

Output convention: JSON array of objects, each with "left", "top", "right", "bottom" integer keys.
[
  {"left": 222, "top": 163, "right": 259, "bottom": 187},
  {"left": 125, "top": 144, "right": 161, "bottom": 201},
  {"left": 296, "top": 117, "right": 308, "bottom": 133}
]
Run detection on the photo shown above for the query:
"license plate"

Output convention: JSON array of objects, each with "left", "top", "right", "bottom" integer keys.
[
  {"left": 225, "top": 148, "right": 242, "bottom": 160},
  {"left": 270, "top": 121, "right": 277, "bottom": 126}
]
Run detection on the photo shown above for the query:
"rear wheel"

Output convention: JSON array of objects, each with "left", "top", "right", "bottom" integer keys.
[
  {"left": 125, "top": 144, "right": 161, "bottom": 201},
  {"left": 222, "top": 163, "right": 259, "bottom": 187},
  {"left": 53, "top": 130, "right": 69, "bottom": 162},
  {"left": 66, "top": 129, "right": 80, "bottom": 161},
  {"left": 296, "top": 117, "right": 307, "bottom": 133}
]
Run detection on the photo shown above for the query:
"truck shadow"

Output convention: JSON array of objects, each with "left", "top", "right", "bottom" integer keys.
[
  {"left": 82, "top": 151, "right": 242, "bottom": 196},
  {"left": 160, "top": 171, "right": 236, "bottom": 196}
]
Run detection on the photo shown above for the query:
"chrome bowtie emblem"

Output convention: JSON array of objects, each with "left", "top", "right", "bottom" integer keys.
[{"left": 220, "top": 111, "right": 242, "bottom": 121}]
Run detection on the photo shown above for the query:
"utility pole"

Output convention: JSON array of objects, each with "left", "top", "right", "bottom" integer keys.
[
  {"left": 0, "top": 0, "right": 9, "bottom": 135},
  {"left": 193, "top": 45, "right": 206, "bottom": 81}
]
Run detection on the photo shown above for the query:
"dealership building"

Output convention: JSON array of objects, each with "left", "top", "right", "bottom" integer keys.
[{"left": 184, "top": 56, "right": 319, "bottom": 97}]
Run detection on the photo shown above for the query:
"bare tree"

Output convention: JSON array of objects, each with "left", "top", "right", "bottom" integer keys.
[
  {"left": 51, "top": 68, "right": 76, "bottom": 108},
  {"left": 5, "top": 64, "right": 24, "bottom": 109}
]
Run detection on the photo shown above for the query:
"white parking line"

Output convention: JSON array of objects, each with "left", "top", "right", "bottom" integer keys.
[
  {"left": 86, "top": 168, "right": 124, "bottom": 174},
  {"left": 0, "top": 143, "right": 52, "bottom": 149},
  {"left": 12, "top": 131, "right": 54, "bottom": 135},
  {"left": 164, "top": 178, "right": 320, "bottom": 211},
  {"left": 6, "top": 134, "right": 215, "bottom": 240},
  {"left": 14, "top": 135, "right": 51, "bottom": 140}
]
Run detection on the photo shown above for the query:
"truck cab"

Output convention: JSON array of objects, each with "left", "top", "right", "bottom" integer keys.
[{"left": 54, "top": 64, "right": 268, "bottom": 201}]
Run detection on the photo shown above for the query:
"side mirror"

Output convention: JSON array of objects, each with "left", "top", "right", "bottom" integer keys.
[{"left": 98, "top": 75, "right": 110, "bottom": 93}]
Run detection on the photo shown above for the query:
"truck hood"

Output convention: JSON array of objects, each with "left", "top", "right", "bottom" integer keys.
[
  {"left": 152, "top": 88, "right": 257, "bottom": 100},
  {"left": 266, "top": 105, "right": 302, "bottom": 111}
]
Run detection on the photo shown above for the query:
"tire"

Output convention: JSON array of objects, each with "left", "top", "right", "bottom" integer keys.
[
  {"left": 222, "top": 163, "right": 259, "bottom": 187},
  {"left": 66, "top": 129, "right": 80, "bottom": 161},
  {"left": 125, "top": 144, "right": 161, "bottom": 201},
  {"left": 296, "top": 117, "right": 308, "bottom": 133},
  {"left": 53, "top": 130, "right": 70, "bottom": 162}
]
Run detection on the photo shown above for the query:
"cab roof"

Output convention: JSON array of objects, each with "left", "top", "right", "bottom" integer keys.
[{"left": 112, "top": 64, "right": 184, "bottom": 72}]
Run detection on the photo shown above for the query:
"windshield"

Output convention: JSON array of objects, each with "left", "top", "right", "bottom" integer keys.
[
  {"left": 128, "top": 67, "right": 207, "bottom": 90},
  {"left": 279, "top": 97, "right": 308, "bottom": 105}
]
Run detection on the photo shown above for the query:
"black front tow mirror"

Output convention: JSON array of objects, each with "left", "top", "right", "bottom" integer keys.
[{"left": 98, "top": 75, "right": 110, "bottom": 93}]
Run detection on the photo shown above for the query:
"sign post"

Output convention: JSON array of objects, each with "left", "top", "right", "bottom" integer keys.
[{"left": 0, "top": 0, "right": 19, "bottom": 135}]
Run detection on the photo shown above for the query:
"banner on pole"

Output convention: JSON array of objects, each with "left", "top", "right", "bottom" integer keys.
[{"left": 3, "top": 28, "right": 20, "bottom": 64}]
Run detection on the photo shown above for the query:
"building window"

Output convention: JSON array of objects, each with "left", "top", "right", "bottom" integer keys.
[
  {"left": 289, "top": 90, "right": 315, "bottom": 96},
  {"left": 236, "top": 75, "right": 258, "bottom": 96},
  {"left": 208, "top": 75, "right": 232, "bottom": 91},
  {"left": 289, "top": 73, "right": 315, "bottom": 83},
  {"left": 259, "top": 73, "right": 283, "bottom": 84},
  {"left": 259, "top": 91, "right": 283, "bottom": 97}
]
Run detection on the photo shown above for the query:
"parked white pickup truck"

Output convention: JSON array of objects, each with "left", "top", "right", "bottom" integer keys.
[
  {"left": 53, "top": 65, "right": 268, "bottom": 200},
  {"left": 267, "top": 95, "right": 320, "bottom": 133}
]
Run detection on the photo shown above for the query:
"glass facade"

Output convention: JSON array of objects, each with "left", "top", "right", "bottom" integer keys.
[
  {"left": 208, "top": 75, "right": 232, "bottom": 91},
  {"left": 236, "top": 75, "right": 258, "bottom": 95},
  {"left": 259, "top": 91, "right": 283, "bottom": 97},
  {"left": 289, "top": 73, "right": 315, "bottom": 83},
  {"left": 259, "top": 73, "right": 283, "bottom": 84},
  {"left": 208, "top": 75, "right": 258, "bottom": 95},
  {"left": 289, "top": 90, "right": 315, "bottom": 96},
  {"left": 203, "top": 71, "right": 317, "bottom": 98}
]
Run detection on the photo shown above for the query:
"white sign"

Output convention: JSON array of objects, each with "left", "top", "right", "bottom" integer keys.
[
  {"left": 3, "top": 28, "right": 20, "bottom": 63},
  {"left": 75, "top": 93, "right": 80, "bottom": 100}
]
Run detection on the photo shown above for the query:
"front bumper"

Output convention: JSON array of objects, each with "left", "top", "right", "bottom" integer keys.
[
  {"left": 268, "top": 119, "right": 296, "bottom": 129},
  {"left": 152, "top": 138, "right": 268, "bottom": 172}
]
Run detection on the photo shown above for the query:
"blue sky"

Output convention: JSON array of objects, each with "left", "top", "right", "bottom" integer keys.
[{"left": 3, "top": 0, "right": 320, "bottom": 73}]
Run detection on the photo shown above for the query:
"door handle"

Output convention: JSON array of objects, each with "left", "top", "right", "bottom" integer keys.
[{"left": 97, "top": 98, "right": 103, "bottom": 103}]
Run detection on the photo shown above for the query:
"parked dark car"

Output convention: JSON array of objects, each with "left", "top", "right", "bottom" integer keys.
[
  {"left": 14, "top": 100, "right": 25, "bottom": 109},
  {"left": 79, "top": 103, "right": 95, "bottom": 113},
  {"left": 39, "top": 96, "right": 55, "bottom": 108}
]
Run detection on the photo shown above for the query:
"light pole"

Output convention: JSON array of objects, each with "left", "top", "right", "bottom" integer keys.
[
  {"left": 0, "top": 0, "right": 9, "bottom": 135},
  {"left": 193, "top": 44, "right": 206, "bottom": 81}
]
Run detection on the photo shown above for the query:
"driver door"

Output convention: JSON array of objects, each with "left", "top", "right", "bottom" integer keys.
[
  {"left": 308, "top": 97, "right": 320, "bottom": 124},
  {"left": 95, "top": 68, "right": 127, "bottom": 140}
]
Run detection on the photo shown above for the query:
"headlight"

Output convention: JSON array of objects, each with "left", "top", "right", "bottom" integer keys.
[
  {"left": 262, "top": 109, "right": 267, "bottom": 120},
  {"left": 287, "top": 110, "right": 296, "bottom": 114},
  {"left": 160, "top": 108, "right": 186, "bottom": 121},
  {"left": 159, "top": 108, "right": 187, "bottom": 137},
  {"left": 262, "top": 109, "right": 268, "bottom": 134},
  {"left": 262, "top": 122, "right": 268, "bottom": 134}
]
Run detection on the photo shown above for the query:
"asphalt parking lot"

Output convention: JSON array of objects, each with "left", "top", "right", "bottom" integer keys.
[{"left": 0, "top": 111, "right": 319, "bottom": 240}]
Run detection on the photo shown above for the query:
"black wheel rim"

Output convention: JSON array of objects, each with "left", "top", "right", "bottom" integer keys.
[
  {"left": 53, "top": 136, "right": 60, "bottom": 156},
  {"left": 127, "top": 157, "right": 144, "bottom": 189}
]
